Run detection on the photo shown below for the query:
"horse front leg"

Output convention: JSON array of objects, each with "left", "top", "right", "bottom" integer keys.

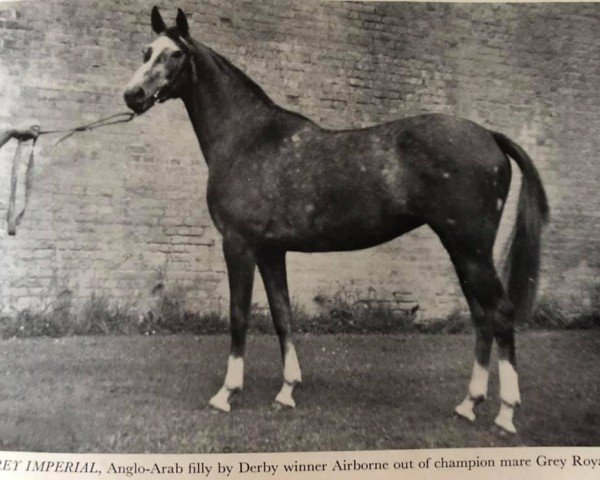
[
  {"left": 209, "top": 236, "right": 255, "bottom": 412},
  {"left": 256, "top": 248, "right": 302, "bottom": 408}
]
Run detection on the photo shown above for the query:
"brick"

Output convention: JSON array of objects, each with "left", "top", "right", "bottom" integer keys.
[{"left": 0, "top": 1, "right": 596, "bottom": 319}]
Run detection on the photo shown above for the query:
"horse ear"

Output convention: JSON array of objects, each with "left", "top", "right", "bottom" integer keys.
[
  {"left": 151, "top": 6, "right": 166, "bottom": 34},
  {"left": 176, "top": 8, "right": 189, "bottom": 37}
]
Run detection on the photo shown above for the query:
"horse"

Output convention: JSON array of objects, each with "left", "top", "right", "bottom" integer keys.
[{"left": 124, "top": 7, "right": 548, "bottom": 434}]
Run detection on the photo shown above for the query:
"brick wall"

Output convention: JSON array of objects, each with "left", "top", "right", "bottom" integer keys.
[{"left": 0, "top": 1, "right": 598, "bottom": 320}]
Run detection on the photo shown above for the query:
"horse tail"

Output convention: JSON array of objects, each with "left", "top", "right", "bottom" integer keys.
[{"left": 492, "top": 132, "right": 549, "bottom": 324}]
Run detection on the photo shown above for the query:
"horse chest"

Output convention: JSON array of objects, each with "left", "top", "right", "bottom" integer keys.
[{"left": 206, "top": 168, "right": 274, "bottom": 236}]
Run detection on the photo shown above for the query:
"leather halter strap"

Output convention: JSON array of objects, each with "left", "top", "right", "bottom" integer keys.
[{"left": 158, "top": 34, "right": 194, "bottom": 102}]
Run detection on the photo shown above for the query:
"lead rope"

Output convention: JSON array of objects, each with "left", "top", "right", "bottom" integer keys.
[
  {"left": 40, "top": 111, "right": 137, "bottom": 146},
  {"left": 5, "top": 111, "right": 138, "bottom": 235},
  {"left": 7, "top": 137, "right": 25, "bottom": 235}
]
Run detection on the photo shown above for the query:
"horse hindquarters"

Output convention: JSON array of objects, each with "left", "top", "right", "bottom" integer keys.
[
  {"left": 422, "top": 134, "right": 513, "bottom": 430},
  {"left": 439, "top": 130, "right": 548, "bottom": 434}
]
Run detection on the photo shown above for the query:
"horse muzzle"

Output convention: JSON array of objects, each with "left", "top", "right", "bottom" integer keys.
[
  {"left": 125, "top": 84, "right": 175, "bottom": 114},
  {"left": 123, "top": 85, "right": 158, "bottom": 114}
]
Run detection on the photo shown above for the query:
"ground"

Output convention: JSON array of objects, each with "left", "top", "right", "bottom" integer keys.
[{"left": 0, "top": 331, "right": 598, "bottom": 453}]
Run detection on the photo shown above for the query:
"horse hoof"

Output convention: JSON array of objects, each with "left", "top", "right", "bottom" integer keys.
[
  {"left": 209, "top": 393, "right": 231, "bottom": 412},
  {"left": 275, "top": 392, "right": 296, "bottom": 409},
  {"left": 494, "top": 415, "right": 517, "bottom": 434},
  {"left": 454, "top": 403, "right": 475, "bottom": 422},
  {"left": 209, "top": 399, "right": 231, "bottom": 412}
]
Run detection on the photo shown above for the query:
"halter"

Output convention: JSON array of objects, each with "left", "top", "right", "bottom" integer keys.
[{"left": 156, "top": 34, "right": 195, "bottom": 103}]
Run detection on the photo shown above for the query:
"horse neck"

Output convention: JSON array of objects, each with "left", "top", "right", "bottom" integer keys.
[{"left": 181, "top": 44, "right": 277, "bottom": 166}]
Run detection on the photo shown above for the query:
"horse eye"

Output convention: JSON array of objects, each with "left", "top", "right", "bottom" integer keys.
[
  {"left": 143, "top": 49, "right": 152, "bottom": 62},
  {"left": 172, "top": 50, "right": 183, "bottom": 59}
]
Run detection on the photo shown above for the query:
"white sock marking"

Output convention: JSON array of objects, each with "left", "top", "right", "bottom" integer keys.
[
  {"left": 209, "top": 355, "right": 244, "bottom": 412},
  {"left": 455, "top": 397, "right": 476, "bottom": 422},
  {"left": 209, "top": 386, "right": 231, "bottom": 412},
  {"left": 274, "top": 343, "right": 301, "bottom": 408},
  {"left": 224, "top": 355, "right": 244, "bottom": 390},
  {"left": 495, "top": 403, "right": 517, "bottom": 433},
  {"left": 455, "top": 361, "right": 489, "bottom": 421},
  {"left": 469, "top": 361, "right": 489, "bottom": 399},
  {"left": 283, "top": 343, "right": 302, "bottom": 384},
  {"left": 498, "top": 359, "right": 520, "bottom": 406},
  {"left": 275, "top": 383, "right": 296, "bottom": 408}
]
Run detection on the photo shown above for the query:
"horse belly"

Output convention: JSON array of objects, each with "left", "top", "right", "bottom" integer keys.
[
  {"left": 287, "top": 214, "right": 424, "bottom": 252},
  {"left": 262, "top": 188, "right": 422, "bottom": 252},
  {"left": 266, "top": 167, "right": 418, "bottom": 250}
]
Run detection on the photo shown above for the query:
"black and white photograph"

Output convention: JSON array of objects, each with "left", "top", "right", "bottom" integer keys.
[{"left": 0, "top": 0, "right": 598, "bottom": 457}]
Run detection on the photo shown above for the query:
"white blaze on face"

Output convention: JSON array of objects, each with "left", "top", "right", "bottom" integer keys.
[{"left": 125, "top": 36, "right": 182, "bottom": 98}]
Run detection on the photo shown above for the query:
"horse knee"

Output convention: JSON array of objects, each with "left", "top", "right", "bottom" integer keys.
[
  {"left": 492, "top": 314, "right": 516, "bottom": 364},
  {"left": 272, "top": 315, "right": 291, "bottom": 337},
  {"left": 230, "top": 305, "right": 249, "bottom": 328}
]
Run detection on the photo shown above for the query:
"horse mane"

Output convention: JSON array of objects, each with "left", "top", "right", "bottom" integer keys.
[
  {"left": 166, "top": 28, "right": 311, "bottom": 123},
  {"left": 165, "top": 29, "right": 273, "bottom": 104},
  {"left": 208, "top": 47, "right": 277, "bottom": 107}
]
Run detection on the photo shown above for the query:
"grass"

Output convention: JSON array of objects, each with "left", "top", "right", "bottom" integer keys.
[{"left": 0, "top": 331, "right": 597, "bottom": 452}]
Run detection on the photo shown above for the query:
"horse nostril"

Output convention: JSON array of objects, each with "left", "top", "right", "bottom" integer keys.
[
  {"left": 124, "top": 86, "right": 145, "bottom": 105},
  {"left": 133, "top": 86, "right": 145, "bottom": 100}
]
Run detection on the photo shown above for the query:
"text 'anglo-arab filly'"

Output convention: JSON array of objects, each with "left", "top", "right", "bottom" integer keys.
[{"left": 124, "top": 7, "right": 548, "bottom": 434}]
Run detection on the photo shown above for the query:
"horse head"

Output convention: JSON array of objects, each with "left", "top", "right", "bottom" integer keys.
[{"left": 124, "top": 7, "right": 192, "bottom": 114}]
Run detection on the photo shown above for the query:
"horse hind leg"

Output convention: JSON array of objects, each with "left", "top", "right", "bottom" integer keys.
[
  {"left": 450, "top": 252, "right": 520, "bottom": 433},
  {"left": 493, "top": 298, "right": 521, "bottom": 433},
  {"left": 461, "top": 257, "right": 521, "bottom": 432},
  {"left": 209, "top": 236, "right": 255, "bottom": 412},
  {"left": 256, "top": 248, "right": 302, "bottom": 408},
  {"left": 453, "top": 268, "right": 494, "bottom": 422}
]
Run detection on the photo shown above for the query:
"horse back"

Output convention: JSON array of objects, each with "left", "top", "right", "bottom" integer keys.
[{"left": 207, "top": 112, "right": 511, "bottom": 251}]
